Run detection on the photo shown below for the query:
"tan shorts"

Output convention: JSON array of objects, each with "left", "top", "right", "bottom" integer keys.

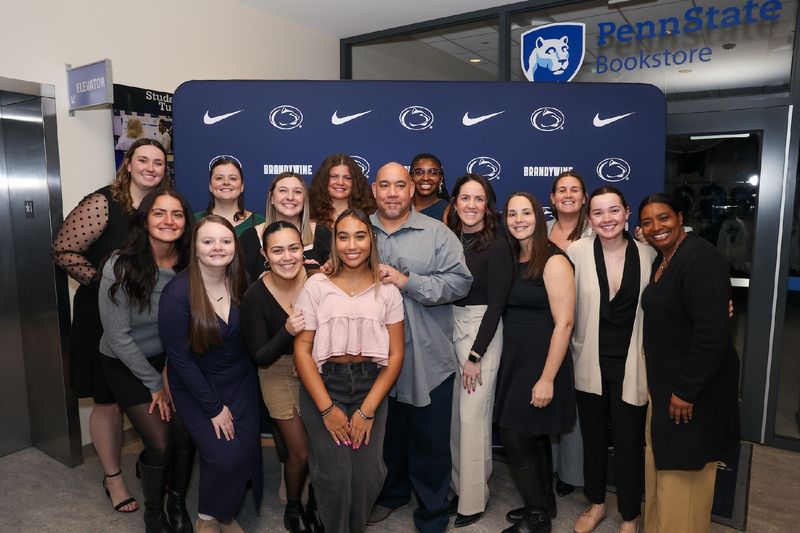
[{"left": 258, "top": 355, "right": 301, "bottom": 420}]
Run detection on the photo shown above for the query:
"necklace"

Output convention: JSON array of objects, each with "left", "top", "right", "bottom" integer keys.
[
  {"left": 657, "top": 233, "right": 687, "bottom": 275},
  {"left": 460, "top": 231, "right": 479, "bottom": 251}
]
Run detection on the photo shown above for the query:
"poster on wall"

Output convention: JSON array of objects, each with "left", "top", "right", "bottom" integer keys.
[
  {"left": 171, "top": 80, "right": 665, "bottom": 226},
  {"left": 112, "top": 84, "right": 174, "bottom": 185}
]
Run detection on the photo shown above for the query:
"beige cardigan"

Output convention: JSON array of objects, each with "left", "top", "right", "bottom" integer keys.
[{"left": 566, "top": 236, "right": 656, "bottom": 406}]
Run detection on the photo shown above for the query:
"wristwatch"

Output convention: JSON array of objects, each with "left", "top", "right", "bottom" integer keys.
[{"left": 468, "top": 351, "right": 482, "bottom": 363}]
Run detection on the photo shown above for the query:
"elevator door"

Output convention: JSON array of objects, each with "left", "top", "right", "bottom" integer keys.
[
  {"left": 0, "top": 85, "right": 81, "bottom": 466},
  {"left": 667, "top": 106, "right": 791, "bottom": 443}
]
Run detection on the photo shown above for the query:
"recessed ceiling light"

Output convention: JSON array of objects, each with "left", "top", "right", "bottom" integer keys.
[
  {"left": 678, "top": 69, "right": 692, "bottom": 73},
  {"left": 469, "top": 58, "right": 482, "bottom": 63},
  {"left": 722, "top": 43, "right": 737, "bottom": 51}
]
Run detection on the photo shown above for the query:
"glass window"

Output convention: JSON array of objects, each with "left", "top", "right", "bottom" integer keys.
[
  {"left": 351, "top": 19, "right": 499, "bottom": 80},
  {"left": 509, "top": 0, "right": 796, "bottom": 100},
  {"left": 775, "top": 168, "right": 800, "bottom": 441}
]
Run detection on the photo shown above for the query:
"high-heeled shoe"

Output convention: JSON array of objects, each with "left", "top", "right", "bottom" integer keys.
[{"left": 103, "top": 470, "right": 139, "bottom": 513}]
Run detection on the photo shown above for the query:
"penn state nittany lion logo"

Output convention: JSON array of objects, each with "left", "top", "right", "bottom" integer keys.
[{"left": 521, "top": 22, "right": 585, "bottom": 82}]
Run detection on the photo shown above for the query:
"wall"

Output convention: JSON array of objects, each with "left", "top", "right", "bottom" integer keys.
[{"left": 0, "top": 0, "right": 339, "bottom": 445}]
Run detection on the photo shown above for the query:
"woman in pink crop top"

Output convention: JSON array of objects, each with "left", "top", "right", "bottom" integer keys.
[{"left": 294, "top": 209, "right": 404, "bottom": 533}]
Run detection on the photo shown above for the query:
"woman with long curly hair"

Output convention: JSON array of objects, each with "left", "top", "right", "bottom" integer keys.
[{"left": 308, "top": 154, "right": 376, "bottom": 229}]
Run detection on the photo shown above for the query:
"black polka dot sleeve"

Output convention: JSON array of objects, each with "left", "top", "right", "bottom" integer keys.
[{"left": 51, "top": 192, "right": 110, "bottom": 286}]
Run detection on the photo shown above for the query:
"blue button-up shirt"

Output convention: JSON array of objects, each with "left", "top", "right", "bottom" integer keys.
[{"left": 370, "top": 209, "right": 473, "bottom": 406}]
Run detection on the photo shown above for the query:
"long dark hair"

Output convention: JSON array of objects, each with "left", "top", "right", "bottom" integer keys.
[
  {"left": 328, "top": 209, "right": 382, "bottom": 293},
  {"left": 188, "top": 216, "right": 247, "bottom": 353},
  {"left": 108, "top": 189, "right": 192, "bottom": 312},
  {"left": 505, "top": 192, "right": 552, "bottom": 279},
  {"left": 309, "top": 154, "right": 376, "bottom": 228},
  {"left": 550, "top": 170, "right": 588, "bottom": 242},
  {"left": 410, "top": 152, "right": 450, "bottom": 199},
  {"left": 446, "top": 173, "right": 498, "bottom": 252},
  {"left": 204, "top": 156, "right": 246, "bottom": 222},
  {"left": 110, "top": 138, "right": 168, "bottom": 213}
]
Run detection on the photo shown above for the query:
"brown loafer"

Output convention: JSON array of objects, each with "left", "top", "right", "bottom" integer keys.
[{"left": 574, "top": 504, "right": 606, "bottom": 533}]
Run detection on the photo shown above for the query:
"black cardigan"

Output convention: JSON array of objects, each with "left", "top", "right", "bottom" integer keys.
[{"left": 641, "top": 234, "right": 740, "bottom": 470}]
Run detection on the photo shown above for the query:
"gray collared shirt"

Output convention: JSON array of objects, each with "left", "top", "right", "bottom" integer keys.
[{"left": 370, "top": 209, "right": 473, "bottom": 407}]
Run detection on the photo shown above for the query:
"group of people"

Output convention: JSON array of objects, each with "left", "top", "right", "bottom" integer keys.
[{"left": 52, "top": 141, "right": 740, "bottom": 533}]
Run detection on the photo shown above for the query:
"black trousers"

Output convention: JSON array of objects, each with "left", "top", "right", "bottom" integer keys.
[
  {"left": 376, "top": 374, "right": 454, "bottom": 533},
  {"left": 576, "top": 377, "right": 646, "bottom": 521}
]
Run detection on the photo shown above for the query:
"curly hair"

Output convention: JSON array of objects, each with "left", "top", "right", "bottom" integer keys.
[
  {"left": 309, "top": 154, "right": 376, "bottom": 228},
  {"left": 110, "top": 138, "right": 168, "bottom": 213}
]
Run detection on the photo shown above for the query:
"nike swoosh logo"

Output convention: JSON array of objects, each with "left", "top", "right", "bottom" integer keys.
[
  {"left": 203, "top": 109, "right": 243, "bottom": 125},
  {"left": 331, "top": 110, "right": 372, "bottom": 125},
  {"left": 462, "top": 111, "right": 505, "bottom": 126},
  {"left": 593, "top": 112, "right": 635, "bottom": 127}
]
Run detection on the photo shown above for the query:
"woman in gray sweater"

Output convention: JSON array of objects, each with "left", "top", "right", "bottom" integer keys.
[{"left": 98, "top": 189, "right": 195, "bottom": 533}]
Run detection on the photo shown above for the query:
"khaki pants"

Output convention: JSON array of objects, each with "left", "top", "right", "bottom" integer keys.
[
  {"left": 644, "top": 400, "right": 718, "bottom": 533},
  {"left": 450, "top": 305, "right": 503, "bottom": 515}
]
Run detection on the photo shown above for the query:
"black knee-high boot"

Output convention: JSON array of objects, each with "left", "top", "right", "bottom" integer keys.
[
  {"left": 166, "top": 447, "right": 195, "bottom": 533},
  {"left": 139, "top": 452, "right": 173, "bottom": 533},
  {"left": 304, "top": 484, "right": 324, "bottom": 533}
]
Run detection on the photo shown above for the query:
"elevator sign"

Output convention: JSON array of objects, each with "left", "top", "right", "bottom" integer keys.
[{"left": 66, "top": 59, "right": 113, "bottom": 111}]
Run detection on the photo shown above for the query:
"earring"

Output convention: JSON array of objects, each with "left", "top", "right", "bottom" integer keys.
[
  {"left": 438, "top": 181, "right": 444, "bottom": 195},
  {"left": 263, "top": 259, "right": 269, "bottom": 271}
]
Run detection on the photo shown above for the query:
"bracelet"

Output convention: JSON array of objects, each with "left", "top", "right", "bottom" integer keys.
[
  {"left": 356, "top": 408, "right": 374, "bottom": 420},
  {"left": 320, "top": 404, "right": 335, "bottom": 417}
]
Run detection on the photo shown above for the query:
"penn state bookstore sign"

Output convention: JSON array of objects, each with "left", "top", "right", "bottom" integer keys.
[
  {"left": 521, "top": 0, "right": 785, "bottom": 81},
  {"left": 172, "top": 80, "right": 664, "bottom": 225}
]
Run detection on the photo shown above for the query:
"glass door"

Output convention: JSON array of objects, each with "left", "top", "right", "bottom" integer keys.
[{"left": 667, "top": 106, "right": 792, "bottom": 443}]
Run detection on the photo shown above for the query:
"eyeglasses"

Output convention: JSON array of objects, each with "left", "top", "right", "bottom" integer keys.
[{"left": 411, "top": 168, "right": 443, "bottom": 177}]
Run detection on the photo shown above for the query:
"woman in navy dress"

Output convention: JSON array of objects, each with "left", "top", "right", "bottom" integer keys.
[{"left": 159, "top": 215, "right": 263, "bottom": 532}]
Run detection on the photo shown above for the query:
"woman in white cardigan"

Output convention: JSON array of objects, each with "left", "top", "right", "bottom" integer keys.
[{"left": 567, "top": 186, "right": 655, "bottom": 533}]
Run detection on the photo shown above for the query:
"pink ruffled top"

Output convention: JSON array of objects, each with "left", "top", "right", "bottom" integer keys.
[{"left": 295, "top": 273, "right": 404, "bottom": 371}]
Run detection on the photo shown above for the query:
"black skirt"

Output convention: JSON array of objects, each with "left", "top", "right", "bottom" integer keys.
[{"left": 101, "top": 353, "right": 166, "bottom": 408}]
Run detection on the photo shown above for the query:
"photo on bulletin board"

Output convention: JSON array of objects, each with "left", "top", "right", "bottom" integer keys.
[{"left": 111, "top": 83, "right": 174, "bottom": 186}]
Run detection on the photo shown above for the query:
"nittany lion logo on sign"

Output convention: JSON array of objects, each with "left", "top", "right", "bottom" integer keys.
[
  {"left": 467, "top": 156, "right": 501, "bottom": 181},
  {"left": 521, "top": 22, "right": 586, "bottom": 82},
  {"left": 530, "top": 107, "right": 565, "bottom": 131},
  {"left": 596, "top": 157, "right": 631, "bottom": 182},
  {"left": 351, "top": 155, "right": 371, "bottom": 178},
  {"left": 269, "top": 105, "right": 303, "bottom": 130},
  {"left": 399, "top": 106, "right": 434, "bottom": 130}
]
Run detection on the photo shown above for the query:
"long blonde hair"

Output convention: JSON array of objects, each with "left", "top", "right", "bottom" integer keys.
[{"left": 265, "top": 172, "right": 313, "bottom": 246}]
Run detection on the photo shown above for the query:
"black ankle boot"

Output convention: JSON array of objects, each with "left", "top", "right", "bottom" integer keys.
[
  {"left": 138, "top": 452, "right": 173, "bottom": 533},
  {"left": 535, "top": 438, "right": 557, "bottom": 519},
  {"left": 501, "top": 507, "right": 551, "bottom": 533},
  {"left": 304, "top": 484, "right": 324, "bottom": 533},
  {"left": 284, "top": 499, "right": 311, "bottom": 532},
  {"left": 166, "top": 448, "right": 195, "bottom": 533}
]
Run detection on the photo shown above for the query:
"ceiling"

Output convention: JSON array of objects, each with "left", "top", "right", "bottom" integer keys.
[
  {"left": 241, "top": 0, "right": 797, "bottom": 96},
  {"left": 236, "top": 0, "right": 515, "bottom": 38}
]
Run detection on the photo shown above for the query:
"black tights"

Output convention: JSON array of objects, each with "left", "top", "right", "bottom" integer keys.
[
  {"left": 273, "top": 408, "right": 309, "bottom": 502},
  {"left": 124, "top": 403, "right": 193, "bottom": 466},
  {"left": 501, "top": 428, "right": 551, "bottom": 509}
]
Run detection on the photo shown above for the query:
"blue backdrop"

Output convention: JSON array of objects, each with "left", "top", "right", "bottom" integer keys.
[{"left": 173, "top": 80, "right": 664, "bottom": 225}]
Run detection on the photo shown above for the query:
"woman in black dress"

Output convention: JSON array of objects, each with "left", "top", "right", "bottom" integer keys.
[
  {"left": 495, "top": 192, "right": 576, "bottom": 533},
  {"left": 98, "top": 189, "right": 195, "bottom": 532},
  {"left": 52, "top": 138, "right": 167, "bottom": 514},
  {"left": 159, "top": 215, "right": 263, "bottom": 532},
  {"left": 639, "top": 194, "right": 740, "bottom": 533},
  {"left": 241, "top": 221, "right": 312, "bottom": 532}
]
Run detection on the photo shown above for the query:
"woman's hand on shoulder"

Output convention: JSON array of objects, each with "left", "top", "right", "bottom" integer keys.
[
  {"left": 211, "top": 405, "right": 235, "bottom": 441},
  {"left": 285, "top": 309, "right": 305, "bottom": 336}
]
